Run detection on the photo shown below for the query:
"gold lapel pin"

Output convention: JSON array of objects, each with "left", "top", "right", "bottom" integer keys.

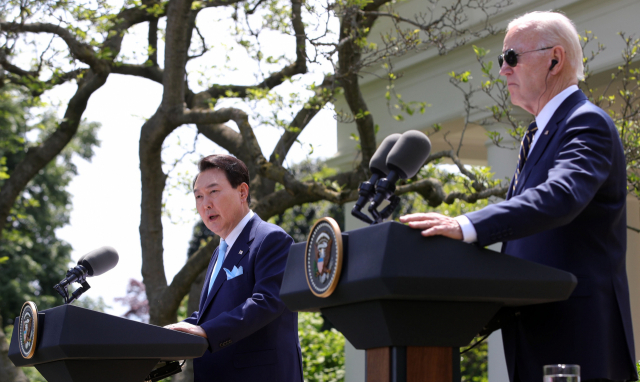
[
  {"left": 239, "top": 250, "right": 243, "bottom": 254},
  {"left": 544, "top": 131, "right": 549, "bottom": 135}
]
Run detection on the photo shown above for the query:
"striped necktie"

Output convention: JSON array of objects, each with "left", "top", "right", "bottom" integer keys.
[
  {"left": 513, "top": 121, "right": 538, "bottom": 192},
  {"left": 208, "top": 239, "right": 227, "bottom": 294}
]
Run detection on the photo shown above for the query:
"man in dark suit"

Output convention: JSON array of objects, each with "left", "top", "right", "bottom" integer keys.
[
  {"left": 166, "top": 154, "right": 303, "bottom": 382},
  {"left": 401, "top": 11, "right": 637, "bottom": 382}
]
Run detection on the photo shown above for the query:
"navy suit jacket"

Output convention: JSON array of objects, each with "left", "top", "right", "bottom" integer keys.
[
  {"left": 184, "top": 214, "right": 303, "bottom": 382},
  {"left": 467, "top": 90, "right": 637, "bottom": 382}
]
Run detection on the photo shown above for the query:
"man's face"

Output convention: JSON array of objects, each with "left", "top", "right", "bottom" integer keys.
[
  {"left": 499, "top": 27, "right": 551, "bottom": 115},
  {"left": 194, "top": 168, "right": 248, "bottom": 239}
]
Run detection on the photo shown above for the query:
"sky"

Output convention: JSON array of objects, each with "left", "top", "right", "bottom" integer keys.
[{"left": 48, "top": 5, "right": 339, "bottom": 316}]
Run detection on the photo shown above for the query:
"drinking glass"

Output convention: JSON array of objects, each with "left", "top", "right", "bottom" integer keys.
[{"left": 543, "top": 364, "right": 580, "bottom": 382}]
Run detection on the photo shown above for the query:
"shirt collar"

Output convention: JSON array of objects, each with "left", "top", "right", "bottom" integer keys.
[
  {"left": 535, "top": 85, "right": 579, "bottom": 130},
  {"left": 223, "top": 210, "right": 254, "bottom": 249}
]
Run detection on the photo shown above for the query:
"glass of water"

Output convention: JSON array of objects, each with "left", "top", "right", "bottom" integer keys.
[{"left": 543, "top": 364, "right": 580, "bottom": 382}]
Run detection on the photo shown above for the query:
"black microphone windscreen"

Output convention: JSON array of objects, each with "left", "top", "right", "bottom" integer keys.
[
  {"left": 386, "top": 130, "right": 432, "bottom": 179},
  {"left": 78, "top": 246, "right": 119, "bottom": 276},
  {"left": 369, "top": 133, "right": 402, "bottom": 175}
]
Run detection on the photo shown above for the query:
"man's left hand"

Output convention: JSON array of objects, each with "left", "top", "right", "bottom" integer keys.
[
  {"left": 165, "top": 322, "right": 208, "bottom": 338},
  {"left": 399, "top": 213, "right": 463, "bottom": 240}
]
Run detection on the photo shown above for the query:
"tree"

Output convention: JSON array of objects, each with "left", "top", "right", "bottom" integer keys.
[
  {"left": 0, "top": 0, "right": 513, "bottom": 331},
  {"left": 0, "top": 87, "right": 100, "bottom": 327}
]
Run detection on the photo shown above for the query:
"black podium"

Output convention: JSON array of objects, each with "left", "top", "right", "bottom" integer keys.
[
  {"left": 9, "top": 304, "right": 208, "bottom": 382},
  {"left": 280, "top": 221, "right": 577, "bottom": 382}
]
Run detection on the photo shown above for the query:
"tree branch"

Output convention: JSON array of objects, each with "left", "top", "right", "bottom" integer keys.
[
  {"left": 396, "top": 178, "right": 508, "bottom": 207},
  {"left": 269, "top": 75, "right": 337, "bottom": 165},
  {"left": 196, "top": 123, "right": 244, "bottom": 154},
  {"left": 201, "top": 1, "right": 308, "bottom": 103},
  {"left": 111, "top": 64, "right": 164, "bottom": 84},
  {"left": 0, "top": 50, "right": 37, "bottom": 77},
  {"left": 1, "top": 22, "right": 107, "bottom": 72},
  {"left": 0, "top": 71, "right": 108, "bottom": 240}
]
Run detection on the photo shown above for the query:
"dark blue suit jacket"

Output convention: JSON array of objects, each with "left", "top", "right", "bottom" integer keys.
[
  {"left": 467, "top": 90, "right": 637, "bottom": 382},
  {"left": 184, "top": 214, "right": 303, "bottom": 382}
]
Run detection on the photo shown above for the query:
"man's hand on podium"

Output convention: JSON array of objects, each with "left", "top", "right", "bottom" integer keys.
[
  {"left": 164, "top": 322, "right": 208, "bottom": 338},
  {"left": 399, "top": 213, "right": 463, "bottom": 240}
]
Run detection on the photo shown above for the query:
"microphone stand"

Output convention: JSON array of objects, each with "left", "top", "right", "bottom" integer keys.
[
  {"left": 54, "top": 265, "right": 92, "bottom": 304},
  {"left": 351, "top": 173, "right": 381, "bottom": 225},
  {"left": 369, "top": 171, "right": 401, "bottom": 224}
]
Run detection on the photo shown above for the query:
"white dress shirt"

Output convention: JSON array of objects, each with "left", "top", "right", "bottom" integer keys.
[
  {"left": 212, "top": 210, "right": 254, "bottom": 266},
  {"left": 454, "top": 85, "right": 580, "bottom": 243}
]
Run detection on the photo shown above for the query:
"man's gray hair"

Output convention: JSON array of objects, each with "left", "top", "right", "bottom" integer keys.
[{"left": 507, "top": 11, "right": 584, "bottom": 81}]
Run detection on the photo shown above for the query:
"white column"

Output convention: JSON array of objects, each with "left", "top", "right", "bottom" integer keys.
[
  {"left": 343, "top": 201, "right": 367, "bottom": 382},
  {"left": 484, "top": 124, "right": 519, "bottom": 382}
]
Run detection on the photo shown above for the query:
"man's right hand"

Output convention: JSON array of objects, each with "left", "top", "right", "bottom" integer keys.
[
  {"left": 165, "top": 322, "right": 208, "bottom": 338},
  {"left": 399, "top": 212, "right": 464, "bottom": 240}
]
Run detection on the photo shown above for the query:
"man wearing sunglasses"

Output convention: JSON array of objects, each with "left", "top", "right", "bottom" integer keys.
[{"left": 401, "top": 11, "right": 637, "bottom": 382}]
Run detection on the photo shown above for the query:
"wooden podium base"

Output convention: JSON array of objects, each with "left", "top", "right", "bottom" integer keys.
[{"left": 366, "top": 346, "right": 460, "bottom": 382}]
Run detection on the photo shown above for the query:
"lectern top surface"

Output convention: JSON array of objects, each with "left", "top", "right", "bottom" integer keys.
[
  {"left": 9, "top": 305, "right": 208, "bottom": 367},
  {"left": 280, "top": 222, "right": 576, "bottom": 312}
]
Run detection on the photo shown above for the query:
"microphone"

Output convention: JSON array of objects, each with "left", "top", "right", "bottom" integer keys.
[
  {"left": 54, "top": 246, "right": 119, "bottom": 304},
  {"left": 78, "top": 246, "right": 119, "bottom": 276},
  {"left": 351, "top": 133, "right": 402, "bottom": 224},
  {"left": 368, "top": 130, "right": 432, "bottom": 222}
]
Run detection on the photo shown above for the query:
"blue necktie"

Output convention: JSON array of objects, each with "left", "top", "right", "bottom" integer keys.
[{"left": 208, "top": 239, "right": 227, "bottom": 294}]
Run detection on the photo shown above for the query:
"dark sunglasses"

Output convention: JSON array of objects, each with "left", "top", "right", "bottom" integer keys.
[{"left": 498, "top": 46, "right": 554, "bottom": 68}]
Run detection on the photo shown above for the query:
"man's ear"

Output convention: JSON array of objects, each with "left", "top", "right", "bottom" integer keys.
[
  {"left": 238, "top": 183, "right": 249, "bottom": 201},
  {"left": 549, "top": 46, "right": 565, "bottom": 74}
]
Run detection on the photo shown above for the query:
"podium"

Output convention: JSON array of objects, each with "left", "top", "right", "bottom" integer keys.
[
  {"left": 280, "top": 221, "right": 577, "bottom": 382},
  {"left": 9, "top": 304, "right": 208, "bottom": 382}
]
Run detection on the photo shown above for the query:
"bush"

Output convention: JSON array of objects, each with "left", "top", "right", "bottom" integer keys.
[{"left": 299, "top": 312, "right": 345, "bottom": 382}]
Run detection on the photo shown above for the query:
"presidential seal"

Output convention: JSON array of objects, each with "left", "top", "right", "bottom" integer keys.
[
  {"left": 18, "top": 301, "right": 38, "bottom": 359},
  {"left": 305, "top": 217, "right": 343, "bottom": 298}
]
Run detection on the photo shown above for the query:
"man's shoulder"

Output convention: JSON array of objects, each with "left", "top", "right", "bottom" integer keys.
[
  {"left": 559, "top": 93, "right": 616, "bottom": 133},
  {"left": 251, "top": 217, "right": 292, "bottom": 241}
]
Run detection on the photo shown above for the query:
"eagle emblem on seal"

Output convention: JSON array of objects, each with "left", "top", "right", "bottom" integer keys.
[{"left": 314, "top": 232, "right": 333, "bottom": 284}]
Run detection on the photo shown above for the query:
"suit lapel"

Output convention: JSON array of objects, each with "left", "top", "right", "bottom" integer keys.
[
  {"left": 200, "top": 214, "right": 262, "bottom": 315},
  {"left": 199, "top": 248, "right": 219, "bottom": 314},
  {"left": 514, "top": 90, "right": 587, "bottom": 195}
]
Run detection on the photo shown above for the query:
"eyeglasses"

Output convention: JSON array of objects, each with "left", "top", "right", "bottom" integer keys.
[{"left": 498, "top": 46, "right": 554, "bottom": 68}]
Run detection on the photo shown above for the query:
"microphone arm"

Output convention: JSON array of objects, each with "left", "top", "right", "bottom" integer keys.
[
  {"left": 351, "top": 173, "right": 382, "bottom": 225},
  {"left": 54, "top": 265, "right": 92, "bottom": 304},
  {"left": 368, "top": 170, "right": 401, "bottom": 224}
]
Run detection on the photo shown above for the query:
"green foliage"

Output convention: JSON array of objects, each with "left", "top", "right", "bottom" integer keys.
[
  {"left": 581, "top": 33, "right": 640, "bottom": 198},
  {"left": 383, "top": 62, "right": 430, "bottom": 122},
  {"left": 299, "top": 312, "right": 345, "bottom": 382},
  {"left": 460, "top": 341, "right": 488, "bottom": 382},
  {"left": 0, "top": 88, "right": 100, "bottom": 328}
]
